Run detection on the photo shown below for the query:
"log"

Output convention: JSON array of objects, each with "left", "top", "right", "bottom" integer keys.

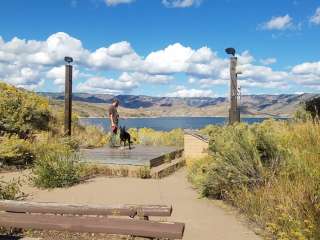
[
  {"left": 0, "top": 212, "right": 185, "bottom": 239},
  {"left": 0, "top": 200, "right": 172, "bottom": 217}
]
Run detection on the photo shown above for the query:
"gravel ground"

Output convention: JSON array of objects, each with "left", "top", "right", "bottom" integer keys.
[{"left": 1, "top": 231, "right": 148, "bottom": 240}]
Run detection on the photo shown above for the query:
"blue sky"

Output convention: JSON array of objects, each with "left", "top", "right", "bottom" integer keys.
[{"left": 0, "top": 0, "right": 319, "bottom": 97}]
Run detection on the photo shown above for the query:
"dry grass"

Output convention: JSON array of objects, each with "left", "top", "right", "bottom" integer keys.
[{"left": 188, "top": 119, "right": 320, "bottom": 239}]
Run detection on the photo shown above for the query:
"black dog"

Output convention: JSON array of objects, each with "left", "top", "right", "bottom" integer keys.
[{"left": 119, "top": 126, "right": 131, "bottom": 149}]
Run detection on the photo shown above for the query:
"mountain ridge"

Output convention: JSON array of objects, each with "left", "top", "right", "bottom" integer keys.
[{"left": 39, "top": 92, "right": 320, "bottom": 118}]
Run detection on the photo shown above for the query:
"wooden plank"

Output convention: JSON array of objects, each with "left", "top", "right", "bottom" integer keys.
[
  {"left": 0, "top": 212, "right": 185, "bottom": 239},
  {"left": 0, "top": 200, "right": 172, "bottom": 217}
]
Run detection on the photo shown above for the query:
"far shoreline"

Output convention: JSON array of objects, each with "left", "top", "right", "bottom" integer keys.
[{"left": 78, "top": 115, "right": 291, "bottom": 119}]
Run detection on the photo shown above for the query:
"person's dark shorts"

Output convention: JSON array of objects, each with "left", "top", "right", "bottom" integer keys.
[{"left": 111, "top": 126, "right": 118, "bottom": 134}]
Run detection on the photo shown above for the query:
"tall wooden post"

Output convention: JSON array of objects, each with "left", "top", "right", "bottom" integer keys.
[
  {"left": 229, "top": 56, "right": 240, "bottom": 124},
  {"left": 64, "top": 64, "right": 72, "bottom": 136}
]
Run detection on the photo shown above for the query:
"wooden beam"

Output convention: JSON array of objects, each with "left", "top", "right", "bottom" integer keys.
[
  {"left": 229, "top": 56, "right": 240, "bottom": 124},
  {"left": 0, "top": 200, "right": 172, "bottom": 217},
  {"left": 0, "top": 212, "right": 185, "bottom": 239},
  {"left": 64, "top": 64, "right": 72, "bottom": 136}
]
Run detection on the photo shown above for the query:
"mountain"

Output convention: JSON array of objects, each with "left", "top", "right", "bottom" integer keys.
[{"left": 39, "top": 92, "right": 320, "bottom": 118}]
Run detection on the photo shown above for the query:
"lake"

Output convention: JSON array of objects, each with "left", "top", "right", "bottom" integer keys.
[{"left": 78, "top": 117, "right": 280, "bottom": 132}]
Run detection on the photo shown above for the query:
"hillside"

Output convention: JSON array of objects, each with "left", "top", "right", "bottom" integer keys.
[{"left": 39, "top": 92, "right": 320, "bottom": 118}]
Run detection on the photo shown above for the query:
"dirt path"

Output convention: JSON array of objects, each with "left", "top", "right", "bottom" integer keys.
[{"left": 1, "top": 169, "right": 261, "bottom": 240}]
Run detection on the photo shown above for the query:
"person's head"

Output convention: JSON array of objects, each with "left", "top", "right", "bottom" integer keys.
[{"left": 112, "top": 98, "right": 119, "bottom": 107}]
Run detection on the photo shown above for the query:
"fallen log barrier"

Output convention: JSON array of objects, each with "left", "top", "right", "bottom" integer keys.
[
  {"left": 0, "top": 200, "right": 184, "bottom": 239},
  {"left": 0, "top": 200, "right": 172, "bottom": 218}
]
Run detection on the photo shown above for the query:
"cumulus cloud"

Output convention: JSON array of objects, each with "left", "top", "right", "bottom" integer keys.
[
  {"left": 162, "top": 0, "right": 202, "bottom": 8},
  {"left": 105, "top": 0, "right": 135, "bottom": 6},
  {"left": 0, "top": 31, "right": 319, "bottom": 95},
  {"left": 291, "top": 61, "right": 320, "bottom": 87},
  {"left": 310, "top": 7, "right": 320, "bottom": 25},
  {"left": 0, "top": 32, "right": 88, "bottom": 66},
  {"left": 260, "top": 15, "right": 293, "bottom": 30},
  {"left": 87, "top": 41, "right": 142, "bottom": 71},
  {"left": 260, "top": 58, "right": 277, "bottom": 65},
  {"left": 46, "top": 65, "right": 79, "bottom": 85},
  {"left": 77, "top": 75, "right": 138, "bottom": 94},
  {"left": 144, "top": 43, "right": 193, "bottom": 74},
  {"left": 119, "top": 72, "right": 174, "bottom": 84},
  {"left": 167, "top": 87, "right": 215, "bottom": 98},
  {"left": 144, "top": 44, "right": 227, "bottom": 79}
]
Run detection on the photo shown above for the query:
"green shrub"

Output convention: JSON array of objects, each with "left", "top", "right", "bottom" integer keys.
[
  {"left": 32, "top": 146, "right": 82, "bottom": 189},
  {"left": 73, "top": 125, "right": 108, "bottom": 149},
  {"left": 188, "top": 120, "right": 320, "bottom": 239},
  {"left": 0, "top": 135, "right": 34, "bottom": 166},
  {"left": 294, "top": 105, "right": 313, "bottom": 122},
  {"left": 49, "top": 111, "right": 108, "bottom": 149},
  {"left": 128, "top": 128, "right": 183, "bottom": 147},
  {"left": 137, "top": 166, "right": 151, "bottom": 179},
  {"left": 195, "top": 122, "right": 287, "bottom": 198},
  {"left": 0, "top": 82, "right": 50, "bottom": 137},
  {"left": 0, "top": 178, "right": 24, "bottom": 200}
]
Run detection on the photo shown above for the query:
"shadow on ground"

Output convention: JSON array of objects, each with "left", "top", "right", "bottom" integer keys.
[{"left": 0, "top": 236, "right": 23, "bottom": 240}]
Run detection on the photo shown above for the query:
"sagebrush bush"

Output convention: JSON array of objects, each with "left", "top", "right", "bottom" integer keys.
[
  {"left": 194, "top": 122, "right": 287, "bottom": 198},
  {"left": 128, "top": 128, "right": 183, "bottom": 147},
  {"left": 0, "top": 178, "right": 24, "bottom": 200},
  {"left": 0, "top": 82, "right": 50, "bottom": 137},
  {"left": 189, "top": 119, "right": 320, "bottom": 239},
  {"left": 49, "top": 111, "right": 108, "bottom": 149},
  {"left": 0, "top": 135, "right": 35, "bottom": 166},
  {"left": 73, "top": 125, "right": 108, "bottom": 149},
  {"left": 32, "top": 144, "right": 82, "bottom": 189},
  {"left": 137, "top": 166, "right": 151, "bottom": 179}
]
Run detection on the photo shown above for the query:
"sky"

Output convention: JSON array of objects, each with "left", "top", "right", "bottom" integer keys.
[{"left": 0, "top": 0, "right": 319, "bottom": 97}]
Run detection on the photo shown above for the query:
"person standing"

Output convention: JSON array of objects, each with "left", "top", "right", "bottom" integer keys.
[{"left": 108, "top": 99, "right": 120, "bottom": 148}]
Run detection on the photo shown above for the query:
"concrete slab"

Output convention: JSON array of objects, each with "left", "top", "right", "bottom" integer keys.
[{"left": 80, "top": 145, "right": 180, "bottom": 167}]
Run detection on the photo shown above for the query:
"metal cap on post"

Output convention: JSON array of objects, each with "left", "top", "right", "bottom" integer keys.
[
  {"left": 225, "top": 48, "right": 240, "bottom": 125},
  {"left": 64, "top": 56, "right": 73, "bottom": 136}
]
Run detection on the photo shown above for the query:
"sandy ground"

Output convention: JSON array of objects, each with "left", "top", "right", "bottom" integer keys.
[{"left": 1, "top": 169, "right": 261, "bottom": 240}]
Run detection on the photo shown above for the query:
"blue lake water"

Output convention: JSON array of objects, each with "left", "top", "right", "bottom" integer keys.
[{"left": 79, "top": 117, "right": 283, "bottom": 132}]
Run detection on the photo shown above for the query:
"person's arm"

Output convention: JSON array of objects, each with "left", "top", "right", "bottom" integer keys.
[{"left": 110, "top": 113, "right": 115, "bottom": 127}]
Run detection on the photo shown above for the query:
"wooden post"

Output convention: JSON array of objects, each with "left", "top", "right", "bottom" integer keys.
[
  {"left": 229, "top": 56, "right": 240, "bottom": 124},
  {"left": 64, "top": 64, "right": 72, "bottom": 136}
]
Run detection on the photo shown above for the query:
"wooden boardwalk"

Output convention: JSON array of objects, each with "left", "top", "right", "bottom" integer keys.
[{"left": 80, "top": 145, "right": 181, "bottom": 167}]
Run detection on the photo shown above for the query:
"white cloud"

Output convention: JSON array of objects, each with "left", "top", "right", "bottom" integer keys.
[
  {"left": 0, "top": 32, "right": 88, "bottom": 66},
  {"left": 87, "top": 41, "right": 142, "bottom": 71},
  {"left": 162, "top": 0, "right": 202, "bottom": 8},
  {"left": 46, "top": 65, "right": 79, "bottom": 85},
  {"left": 261, "top": 15, "right": 293, "bottom": 30},
  {"left": 291, "top": 61, "right": 320, "bottom": 86},
  {"left": 260, "top": 58, "right": 277, "bottom": 65},
  {"left": 144, "top": 44, "right": 227, "bottom": 78},
  {"left": 237, "top": 51, "right": 255, "bottom": 65},
  {"left": 198, "top": 78, "right": 227, "bottom": 86},
  {"left": 119, "top": 72, "right": 174, "bottom": 84},
  {"left": 77, "top": 75, "right": 138, "bottom": 94},
  {"left": 167, "top": 87, "right": 215, "bottom": 98},
  {"left": 1, "top": 31, "right": 320, "bottom": 95},
  {"left": 310, "top": 7, "right": 320, "bottom": 25},
  {"left": 0, "top": 64, "right": 43, "bottom": 90},
  {"left": 144, "top": 43, "right": 194, "bottom": 74},
  {"left": 105, "top": 0, "right": 135, "bottom": 6}
]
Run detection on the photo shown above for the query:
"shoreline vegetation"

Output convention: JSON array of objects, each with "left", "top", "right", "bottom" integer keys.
[{"left": 1, "top": 82, "right": 320, "bottom": 239}]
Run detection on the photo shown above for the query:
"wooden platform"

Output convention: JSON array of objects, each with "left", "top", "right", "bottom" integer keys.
[{"left": 81, "top": 145, "right": 183, "bottom": 167}]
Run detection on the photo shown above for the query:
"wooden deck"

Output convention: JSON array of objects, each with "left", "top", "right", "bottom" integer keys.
[{"left": 81, "top": 145, "right": 182, "bottom": 167}]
